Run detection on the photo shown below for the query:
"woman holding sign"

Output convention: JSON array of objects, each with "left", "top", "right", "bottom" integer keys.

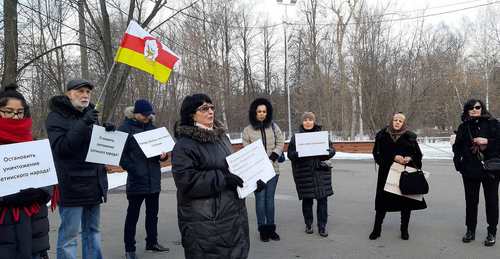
[
  {"left": 370, "top": 112, "right": 426, "bottom": 241},
  {"left": 0, "top": 84, "right": 51, "bottom": 259},
  {"left": 172, "top": 94, "right": 249, "bottom": 259},
  {"left": 243, "top": 98, "right": 285, "bottom": 242},
  {"left": 287, "top": 112, "right": 335, "bottom": 237}
]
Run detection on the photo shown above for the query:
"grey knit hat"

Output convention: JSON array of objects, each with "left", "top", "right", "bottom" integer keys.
[{"left": 302, "top": 112, "right": 316, "bottom": 121}]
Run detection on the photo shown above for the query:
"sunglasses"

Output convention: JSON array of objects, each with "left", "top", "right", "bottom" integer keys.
[
  {"left": 197, "top": 104, "right": 215, "bottom": 113},
  {"left": 469, "top": 105, "right": 482, "bottom": 111}
]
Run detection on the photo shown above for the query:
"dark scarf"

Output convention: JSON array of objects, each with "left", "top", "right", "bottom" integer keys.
[{"left": 0, "top": 117, "right": 33, "bottom": 144}]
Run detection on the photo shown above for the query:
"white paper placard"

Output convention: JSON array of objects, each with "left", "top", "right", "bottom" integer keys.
[
  {"left": 85, "top": 125, "right": 128, "bottom": 166},
  {"left": 133, "top": 127, "right": 175, "bottom": 158},
  {"left": 226, "top": 139, "right": 276, "bottom": 199},
  {"left": 0, "top": 139, "right": 58, "bottom": 197},
  {"left": 295, "top": 131, "right": 330, "bottom": 157},
  {"left": 384, "top": 163, "right": 430, "bottom": 201}
]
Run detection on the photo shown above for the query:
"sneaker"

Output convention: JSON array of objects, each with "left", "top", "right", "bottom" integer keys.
[
  {"left": 484, "top": 233, "right": 496, "bottom": 247},
  {"left": 145, "top": 243, "right": 169, "bottom": 252},
  {"left": 462, "top": 230, "right": 475, "bottom": 243},
  {"left": 305, "top": 225, "right": 313, "bottom": 234},
  {"left": 318, "top": 227, "right": 328, "bottom": 237}
]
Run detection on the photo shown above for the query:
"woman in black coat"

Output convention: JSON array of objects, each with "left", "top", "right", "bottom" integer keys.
[
  {"left": 0, "top": 84, "right": 51, "bottom": 259},
  {"left": 369, "top": 112, "right": 426, "bottom": 241},
  {"left": 172, "top": 94, "right": 250, "bottom": 259},
  {"left": 287, "top": 112, "right": 335, "bottom": 237},
  {"left": 452, "top": 99, "right": 500, "bottom": 246}
]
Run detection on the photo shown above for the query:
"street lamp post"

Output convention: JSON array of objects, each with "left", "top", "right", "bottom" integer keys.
[{"left": 276, "top": 0, "right": 297, "bottom": 139}]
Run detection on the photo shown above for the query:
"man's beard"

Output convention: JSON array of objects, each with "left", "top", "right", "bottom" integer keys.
[{"left": 70, "top": 99, "right": 89, "bottom": 111}]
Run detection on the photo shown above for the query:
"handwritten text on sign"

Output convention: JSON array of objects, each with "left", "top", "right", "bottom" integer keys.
[
  {"left": 0, "top": 139, "right": 58, "bottom": 197},
  {"left": 133, "top": 127, "right": 175, "bottom": 158}
]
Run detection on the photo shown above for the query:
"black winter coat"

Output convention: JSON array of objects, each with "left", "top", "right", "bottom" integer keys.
[
  {"left": 172, "top": 122, "right": 249, "bottom": 259},
  {"left": 372, "top": 128, "right": 427, "bottom": 212},
  {"left": 119, "top": 117, "right": 162, "bottom": 195},
  {"left": 287, "top": 125, "right": 336, "bottom": 200},
  {"left": 452, "top": 116, "right": 500, "bottom": 179},
  {"left": 46, "top": 96, "right": 108, "bottom": 207}
]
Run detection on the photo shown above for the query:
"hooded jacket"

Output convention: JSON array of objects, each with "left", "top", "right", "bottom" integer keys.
[
  {"left": 172, "top": 121, "right": 249, "bottom": 259},
  {"left": 287, "top": 125, "right": 336, "bottom": 199},
  {"left": 119, "top": 107, "right": 163, "bottom": 195},
  {"left": 45, "top": 95, "right": 108, "bottom": 207},
  {"left": 242, "top": 98, "right": 284, "bottom": 173}
]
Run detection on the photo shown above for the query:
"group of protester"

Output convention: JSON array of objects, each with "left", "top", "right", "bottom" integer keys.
[{"left": 0, "top": 78, "right": 498, "bottom": 259}]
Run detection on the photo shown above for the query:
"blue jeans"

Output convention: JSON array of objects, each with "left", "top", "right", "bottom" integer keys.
[
  {"left": 255, "top": 175, "right": 279, "bottom": 226},
  {"left": 56, "top": 205, "right": 103, "bottom": 259}
]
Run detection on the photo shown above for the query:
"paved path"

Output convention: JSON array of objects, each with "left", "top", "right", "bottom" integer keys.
[{"left": 47, "top": 160, "right": 500, "bottom": 258}]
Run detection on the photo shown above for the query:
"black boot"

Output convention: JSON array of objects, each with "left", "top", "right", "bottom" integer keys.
[
  {"left": 269, "top": 224, "right": 280, "bottom": 241},
  {"left": 369, "top": 211, "right": 385, "bottom": 240},
  {"left": 125, "top": 251, "right": 138, "bottom": 259},
  {"left": 258, "top": 225, "right": 270, "bottom": 242},
  {"left": 462, "top": 229, "right": 475, "bottom": 243},
  {"left": 401, "top": 210, "right": 410, "bottom": 240}
]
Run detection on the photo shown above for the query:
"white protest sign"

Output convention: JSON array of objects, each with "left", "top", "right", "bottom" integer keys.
[
  {"left": 133, "top": 127, "right": 175, "bottom": 158},
  {"left": 0, "top": 139, "right": 58, "bottom": 197},
  {"left": 226, "top": 139, "right": 276, "bottom": 199},
  {"left": 295, "top": 131, "right": 330, "bottom": 157},
  {"left": 85, "top": 125, "right": 128, "bottom": 166}
]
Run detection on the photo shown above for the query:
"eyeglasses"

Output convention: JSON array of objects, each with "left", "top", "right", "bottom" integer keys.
[
  {"left": 0, "top": 109, "right": 25, "bottom": 119},
  {"left": 196, "top": 104, "right": 215, "bottom": 113},
  {"left": 469, "top": 105, "right": 482, "bottom": 111}
]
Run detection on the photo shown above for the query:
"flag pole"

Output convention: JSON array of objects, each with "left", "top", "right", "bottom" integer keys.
[{"left": 95, "top": 60, "right": 117, "bottom": 110}]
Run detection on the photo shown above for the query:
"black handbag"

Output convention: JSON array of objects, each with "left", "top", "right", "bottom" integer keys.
[
  {"left": 482, "top": 158, "right": 500, "bottom": 173},
  {"left": 466, "top": 125, "right": 500, "bottom": 175},
  {"left": 399, "top": 168, "right": 429, "bottom": 195}
]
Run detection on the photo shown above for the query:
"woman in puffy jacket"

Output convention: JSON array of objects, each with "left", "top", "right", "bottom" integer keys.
[
  {"left": 0, "top": 84, "right": 51, "bottom": 259},
  {"left": 172, "top": 94, "right": 250, "bottom": 259},
  {"left": 287, "top": 112, "right": 335, "bottom": 237}
]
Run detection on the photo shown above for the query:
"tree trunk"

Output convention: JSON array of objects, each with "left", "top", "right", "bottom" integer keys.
[
  {"left": 2, "top": 0, "right": 18, "bottom": 87},
  {"left": 78, "top": 0, "right": 89, "bottom": 79}
]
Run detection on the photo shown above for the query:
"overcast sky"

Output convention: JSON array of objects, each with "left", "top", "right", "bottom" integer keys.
[{"left": 245, "top": 0, "right": 494, "bottom": 28}]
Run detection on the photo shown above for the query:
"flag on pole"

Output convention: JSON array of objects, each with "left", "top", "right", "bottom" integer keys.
[{"left": 115, "top": 20, "right": 179, "bottom": 84}]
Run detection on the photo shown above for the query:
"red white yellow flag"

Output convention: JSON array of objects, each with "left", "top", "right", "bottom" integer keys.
[{"left": 115, "top": 21, "right": 179, "bottom": 84}]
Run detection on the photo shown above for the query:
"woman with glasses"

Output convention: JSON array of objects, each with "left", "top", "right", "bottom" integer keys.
[
  {"left": 0, "top": 84, "right": 51, "bottom": 259},
  {"left": 369, "top": 112, "right": 426, "bottom": 241},
  {"left": 453, "top": 99, "right": 500, "bottom": 246},
  {"left": 242, "top": 98, "right": 285, "bottom": 242},
  {"left": 172, "top": 94, "right": 250, "bottom": 259}
]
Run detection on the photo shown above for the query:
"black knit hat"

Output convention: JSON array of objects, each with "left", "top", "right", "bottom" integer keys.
[
  {"left": 180, "top": 93, "right": 212, "bottom": 126},
  {"left": 0, "top": 83, "right": 31, "bottom": 118}
]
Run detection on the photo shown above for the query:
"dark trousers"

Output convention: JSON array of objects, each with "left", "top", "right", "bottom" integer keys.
[
  {"left": 124, "top": 192, "right": 160, "bottom": 252},
  {"left": 302, "top": 197, "right": 328, "bottom": 228},
  {"left": 462, "top": 176, "right": 499, "bottom": 234}
]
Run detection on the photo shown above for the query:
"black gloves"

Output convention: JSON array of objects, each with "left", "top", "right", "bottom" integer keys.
[
  {"left": 82, "top": 109, "right": 99, "bottom": 125},
  {"left": 269, "top": 152, "right": 279, "bottom": 162},
  {"left": 225, "top": 173, "right": 244, "bottom": 190},
  {"left": 103, "top": 122, "right": 116, "bottom": 132},
  {"left": 255, "top": 180, "right": 266, "bottom": 192}
]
